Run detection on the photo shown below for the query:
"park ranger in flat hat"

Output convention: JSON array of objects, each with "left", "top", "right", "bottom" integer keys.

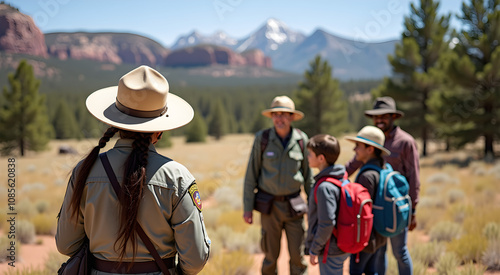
[
  {"left": 243, "top": 96, "right": 314, "bottom": 275},
  {"left": 56, "top": 66, "right": 210, "bottom": 275}
]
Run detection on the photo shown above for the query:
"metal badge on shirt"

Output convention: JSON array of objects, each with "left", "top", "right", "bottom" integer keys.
[{"left": 189, "top": 183, "right": 203, "bottom": 212}]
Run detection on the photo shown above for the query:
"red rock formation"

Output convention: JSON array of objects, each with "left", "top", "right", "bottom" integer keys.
[
  {"left": 0, "top": 4, "right": 48, "bottom": 58},
  {"left": 45, "top": 32, "right": 169, "bottom": 66},
  {"left": 164, "top": 45, "right": 270, "bottom": 68}
]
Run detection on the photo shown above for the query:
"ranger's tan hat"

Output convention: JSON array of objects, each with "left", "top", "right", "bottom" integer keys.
[
  {"left": 86, "top": 66, "right": 193, "bottom": 132},
  {"left": 261, "top": 96, "right": 304, "bottom": 121}
]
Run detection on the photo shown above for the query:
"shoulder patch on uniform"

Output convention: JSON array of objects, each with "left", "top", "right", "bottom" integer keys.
[{"left": 188, "top": 183, "right": 203, "bottom": 212}]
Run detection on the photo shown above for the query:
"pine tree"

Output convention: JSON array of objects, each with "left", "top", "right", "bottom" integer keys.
[
  {"left": 444, "top": 0, "right": 500, "bottom": 159},
  {"left": 185, "top": 111, "right": 208, "bottom": 143},
  {"left": 52, "top": 99, "right": 82, "bottom": 139},
  {"left": 208, "top": 99, "right": 229, "bottom": 140},
  {"left": 293, "top": 55, "right": 349, "bottom": 137},
  {"left": 251, "top": 103, "right": 270, "bottom": 133},
  {"left": 155, "top": 131, "right": 172, "bottom": 148},
  {"left": 75, "top": 99, "right": 102, "bottom": 138},
  {"left": 0, "top": 60, "right": 54, "bottom": 156},
  {"left": 373, "top": 0, "right": 451, "bottom": 156}
]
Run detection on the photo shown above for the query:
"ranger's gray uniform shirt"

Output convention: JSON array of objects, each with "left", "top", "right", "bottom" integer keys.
[{"left": 56, "top": 139, "right": 210, "bottom": 275}]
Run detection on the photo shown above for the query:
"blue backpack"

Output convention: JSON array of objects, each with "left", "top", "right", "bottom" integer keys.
[{"left": 357, "top": 163, "right": 412, "bottom": 237}]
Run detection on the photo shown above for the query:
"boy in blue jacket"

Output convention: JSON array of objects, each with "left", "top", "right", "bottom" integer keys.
[{"left": 305, "top": 134, "right": 349, "bottom": 275}]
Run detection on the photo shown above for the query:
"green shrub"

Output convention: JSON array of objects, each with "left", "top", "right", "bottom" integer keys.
[
  {"left": 418, "top": 196, "right": 446, "bottom": 209},
  {"left": 0, "top": 236, "right": 14, "bottom": 263},
  {"left": 447, "top": 188, "right": 465, "bottom": 204},
  {"left": 429, "top": 221, "right": 462, "bottom": 242},
  {"left": 17, "top": 220, "right": 36, "bottom": 244},
  {"left": 199, "top": 250, "right": 253, "bottom": 275},
  {"left": 412, "top": 260, "right": 428, "bottom": 275},
  {"left": 32, "top": 214, "right": 56, "bottom": 235},
  {"left": 216, "top": 209, "right": 249, "bottom": 232},
  {"left": 449, "top": 204, "right": 473, "bottom": 224},
  {"left": 16, "top": 199, "right": 37, "bottom": 218},
  {"left": 458, "top": 262, "right": 486, "bottom": 275},
  {"left": 482, "top": 222, "right": 500, "bottom": 241},
  {"left": 213, "top": 186, "right": 241, "bottom": 209},
  {"left": 482, "top": 241, "right": 500, "bottom": 270},
  {"left": 424, "top": 185, "right": 441, "bottom": 196},
  {"left": 202, "top": 207, "right": 223, "bottom": 229},
  {"left": 435, "top": 252, "right": 459, "bottom": 275},
  {"left": 44, "top": 251, "right": 68, "bottom": 274},
  {"left": 447, "top": 234, "right": 487, "bottom": 263},
  {"left": 426, "top": 172, "right": 455, "bottom": 184},
  {"left": 410, "top": 241, "right": 444, "bottom": 267},
  {"left": 35, "top": 200, "right": 50, "bottom": 214}
]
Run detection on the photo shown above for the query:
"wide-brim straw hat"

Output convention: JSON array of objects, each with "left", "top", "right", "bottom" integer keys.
[
  {"left": 364, "top": 96, "right": 404, "bottom": 119},
  {"left": 261, "top": 96, "right": 304, "bottom": 121},
  {"left": 86, "top": 66, "right": 193, "bottom": 133},
  {"left": 345, "top": 126, "right": 391, "bottom": 156}
]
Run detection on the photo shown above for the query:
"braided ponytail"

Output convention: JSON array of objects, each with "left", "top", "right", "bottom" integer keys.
[
  {"left": 115, "top": 131, "right": 152, "bottom": 263},
  {"left": 69, "top": 127, "right": 119, "bottom": 220}
]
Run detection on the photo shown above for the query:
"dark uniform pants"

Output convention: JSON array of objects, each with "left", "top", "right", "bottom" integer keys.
[{"left": 260, "top": 200, "right": 307, "bottom": 275}]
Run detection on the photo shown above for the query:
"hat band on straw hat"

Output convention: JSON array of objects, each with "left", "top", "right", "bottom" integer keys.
[
  {"left": 271, "top": 106, "right": 293, "bottom": 111},
  {"left": 116, "top": 98, "right": 168, "bottom": 118},
  {"left": 356, "top": 136, "right": 384, "bottom": 148}
]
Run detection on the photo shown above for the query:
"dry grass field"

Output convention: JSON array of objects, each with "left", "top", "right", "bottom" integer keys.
[{"left": 0, "top": 133, "right": 499, "bottom": 274}]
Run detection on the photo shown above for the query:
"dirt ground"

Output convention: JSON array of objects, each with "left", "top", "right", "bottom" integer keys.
[{"left": 0, "top": 235, "right": 58, "bottom": 273}]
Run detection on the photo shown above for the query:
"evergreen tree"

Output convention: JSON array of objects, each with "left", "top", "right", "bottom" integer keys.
[
  {"left": 373, "top": 0, "right": 451, "bottom": 156},
  {"left": 250, "top": 103, "right": 270, "bottom": 133},
  {"left": 185, "top": 111, "right": 208, "bottom": 143},
  {"left": 75, "top": 99, "right": 102, "bottom": 138},
  {"left": 0, "top": 60, "right": 54, "bottom": 156},
  {"left": 155, "top": 131, "right": 172, "bottom": 148},
  {"left": 208, "top": 99, "right": 229, "bottom": 140},
  {"left": 293, "top": 55, "right": 349, "bottom": 137},
  {"left": 52, "top": 99, "right": 82, "bottom": 139},
  {"left": 443, "top": 0, "right": 500, "bottom": 159}
]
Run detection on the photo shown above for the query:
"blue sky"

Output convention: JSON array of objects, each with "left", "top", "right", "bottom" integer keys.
[{"left": 13, "top": 0, "right": 464, "bottom": 47}]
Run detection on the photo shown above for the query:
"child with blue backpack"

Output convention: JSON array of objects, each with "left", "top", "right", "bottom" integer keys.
[
  {"left": 304, "top": 134, "right": 349, "bottom": 275},
  {"left": 346, "top": 126, "right": 389, "bottom": 275}
]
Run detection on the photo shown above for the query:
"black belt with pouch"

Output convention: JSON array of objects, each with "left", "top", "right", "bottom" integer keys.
[
  {"left": 254, "top": 189, "right": 308, "bottom": 217},
  {"left": 254, "top": 189, "right": 275, "bottom": 214}
]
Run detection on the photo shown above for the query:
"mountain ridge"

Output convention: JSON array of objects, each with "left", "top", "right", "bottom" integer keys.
[{"left": 0, "top": 4, "right": 398, "bottom": 80}]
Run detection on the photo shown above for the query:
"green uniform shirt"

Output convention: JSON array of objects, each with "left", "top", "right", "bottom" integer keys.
[
  {"left": 243, "top": 127, "right": 314, "bottom": 212},
  {"left": 56, "top": 139, "right": 210, "bottom": 275}
]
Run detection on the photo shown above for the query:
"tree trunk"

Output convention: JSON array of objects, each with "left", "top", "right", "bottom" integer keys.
[
  {"left": 483, "top": 101, "right": 494, "bottom": 160},
  {"left": 484, "top": 133, "right": 494, "bottom": 160},
  {"left": 422, "top": 125, "right": 427, "bottom": 157}
]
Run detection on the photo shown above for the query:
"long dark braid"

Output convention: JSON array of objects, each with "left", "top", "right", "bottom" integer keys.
[
  {"left": 70, "top": 127, "right": 119, "bottom": 220},
  {"left": 114, "top": 131, "right": 152, "bottom": 263}
]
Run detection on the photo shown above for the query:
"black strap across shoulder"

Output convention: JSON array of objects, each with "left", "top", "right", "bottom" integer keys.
[{"left": 99, "top": 153, "right": 171, "bottom": 275}]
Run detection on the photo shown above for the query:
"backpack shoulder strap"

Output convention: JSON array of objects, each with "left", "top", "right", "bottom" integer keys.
[
  {"left": 260, "top": 128, "right": 271, "bottom": 157},
  {"left": 355, "top": 164, "right": 382, "bottom": 182},
  {"left": 294, "top": 128, "right": 304, "bottom": 153},
  {"left": 99, "top": 153, "right": 171, "bottom": 275},
  {"left": 313, "top": 176, "right": 344, "bottom": 204}
]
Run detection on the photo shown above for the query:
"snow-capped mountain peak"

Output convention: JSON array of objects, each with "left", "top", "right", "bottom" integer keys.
[{"left": 235, "top": 18, "right": 306, "bottom": 53}]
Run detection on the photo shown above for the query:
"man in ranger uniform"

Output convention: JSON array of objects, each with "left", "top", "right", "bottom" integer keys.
[{"left": 243, "top": 96, "right": 314, "bottom": 275}]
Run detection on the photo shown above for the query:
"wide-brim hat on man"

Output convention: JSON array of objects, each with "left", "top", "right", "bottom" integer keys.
[
  {"left": 86, "top": 65, "right": 194, "bottom": 133},
  {"left": 345, "top": 126, "right": 391, "bottom": 156},
  {"left": 261, "top": 96, "right": 304, "bottom": 121},
  {"left": 364, "top": 96, "right": 404, "bottom": 119}
]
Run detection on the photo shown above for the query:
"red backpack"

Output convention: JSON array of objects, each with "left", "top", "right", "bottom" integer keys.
[{"left": 313, "top": 173, "right": 373, "bottom": 262}]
